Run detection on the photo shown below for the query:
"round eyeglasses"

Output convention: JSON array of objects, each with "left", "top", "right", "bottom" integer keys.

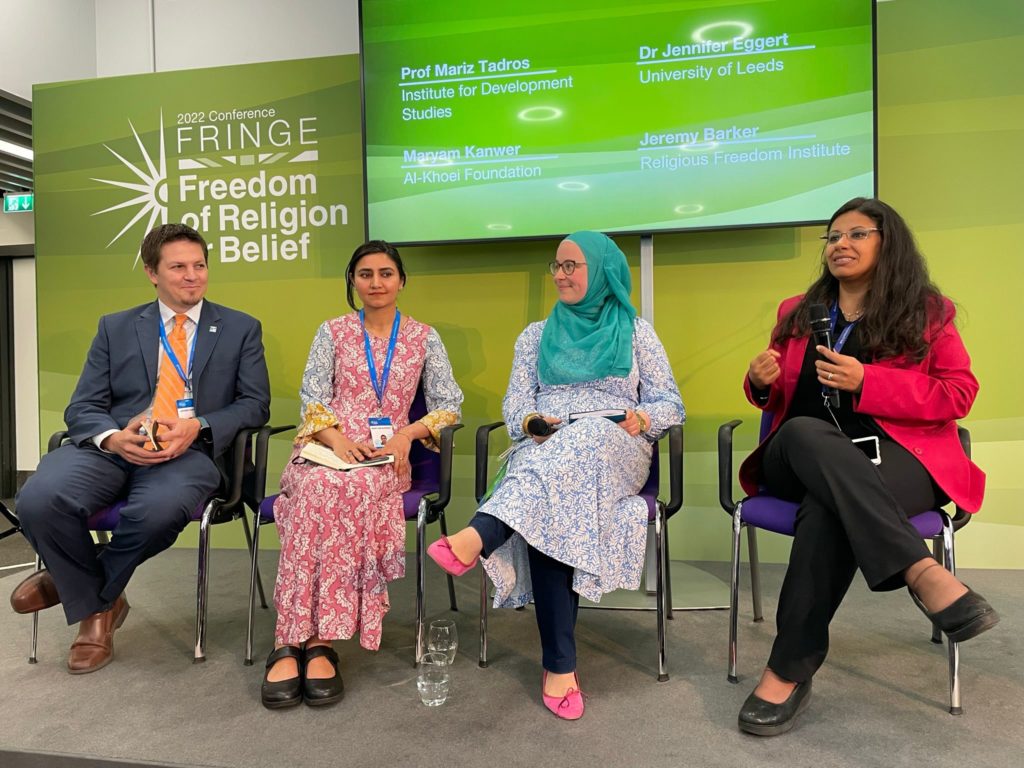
[
  {"left": 820, "top": 227, "right": 880, "bottom": 245},
  {"left": 548, "top": 260, "right": 586, "bottom": 276}
]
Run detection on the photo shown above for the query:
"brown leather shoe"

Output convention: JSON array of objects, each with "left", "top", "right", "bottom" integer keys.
[
  {"left": 67, "top": 594, "right": 130, "bottom": 675},
  {"left": 10, "top": 570, "right": 61, "bottom": 614}
]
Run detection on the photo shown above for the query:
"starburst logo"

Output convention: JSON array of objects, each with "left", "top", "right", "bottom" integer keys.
[{"left": 92, "top": 112, "right": 169, "bottom": 269}]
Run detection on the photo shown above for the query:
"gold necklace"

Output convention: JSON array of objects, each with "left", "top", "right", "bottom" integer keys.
[{"left": 842, "top": 306, "right": 863, "bottom": 321}]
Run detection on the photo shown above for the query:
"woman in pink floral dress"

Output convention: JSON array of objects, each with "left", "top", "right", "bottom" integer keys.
[{"left": 261, "top": 241, "right": 462, "bottom": 709}]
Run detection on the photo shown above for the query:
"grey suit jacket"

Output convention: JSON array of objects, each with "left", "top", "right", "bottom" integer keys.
[{"left": 64, "top": 300, "right": 271, "bottom": 458}]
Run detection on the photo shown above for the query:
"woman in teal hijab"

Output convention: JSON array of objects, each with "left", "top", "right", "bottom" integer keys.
[
  {"left": 537, "top": 230, "right": 637, "bottom": 385},
  {"left": 430, "top": 231, "right": 685, "bottom": 720}
]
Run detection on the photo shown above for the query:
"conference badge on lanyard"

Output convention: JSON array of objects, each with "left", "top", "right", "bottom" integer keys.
[{"left": 361, "top": 309, "right": 400, "bottom": 448}]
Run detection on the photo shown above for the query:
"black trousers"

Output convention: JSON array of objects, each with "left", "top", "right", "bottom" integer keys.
[
  {"left": 760, "top": 417, "right": 941, "bottom": 683},
  {"left": 16, "top": 443, "right": 220, "bottom": 624},
  {"left": 470, "top": 512, "right": 580, "bottom": 674}
]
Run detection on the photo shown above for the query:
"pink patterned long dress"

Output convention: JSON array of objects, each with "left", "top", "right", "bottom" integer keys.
[{"left": 273, "top": 313, "right": 462, "bottom": 650}]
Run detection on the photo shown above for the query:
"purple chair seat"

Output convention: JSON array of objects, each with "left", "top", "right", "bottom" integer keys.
[
  {"left": 259, "top": 486, "right": 436, "bottom": 526},
  {"left": 740, "top": 496, "right": 946, "bottom": 538},
  {"left": 86, "top": 499, "right": 208, "bottom": 531},
  {"left": 640, "top": 450, "right": 660, "bottom": 522}
]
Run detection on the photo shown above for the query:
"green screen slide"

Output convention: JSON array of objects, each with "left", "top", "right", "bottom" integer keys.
[{"left": 361, "top": 0, "right": 875, "bottom": 243}]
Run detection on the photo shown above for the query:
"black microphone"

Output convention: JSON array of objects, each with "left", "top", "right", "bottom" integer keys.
[
  {"left": 526, "top": 416, "right": 558, "bottom": 437},
  {"left": 808, "top": 303, "right": 840, "bottom": 409}
]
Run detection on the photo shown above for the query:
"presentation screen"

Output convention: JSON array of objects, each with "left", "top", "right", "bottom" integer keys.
[{"left": 360, "top": 0, "right": 876, "bottom": 244}]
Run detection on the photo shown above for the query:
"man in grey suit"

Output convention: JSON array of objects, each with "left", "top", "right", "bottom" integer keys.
[{"left": 11, "top": 223, "right": 270, "bottom": 674}]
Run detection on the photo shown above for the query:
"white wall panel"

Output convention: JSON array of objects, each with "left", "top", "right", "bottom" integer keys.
[
  {"left": 12, "top": 257, "right": 38, "bottom": 470},
  {"left": 0, "top": 0, "right": 97, "bottom": 97},
  {"left": 96, "top": 0, "right": 155, "bottom": 77},
  {"left": 152, "top": 0, "right": 359, "bottom": 71}
]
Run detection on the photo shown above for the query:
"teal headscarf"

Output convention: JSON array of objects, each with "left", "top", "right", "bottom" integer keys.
[{"left": 537, "top": 231, "right": 637, "bottom": 385}]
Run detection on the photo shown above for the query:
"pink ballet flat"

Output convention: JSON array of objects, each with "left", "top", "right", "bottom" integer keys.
[
  {"left": 542, "top": 671, "right": 586, "bottom": 721},
  {"left": 426, "top": 536, "right": 478, "bottom": 576}
]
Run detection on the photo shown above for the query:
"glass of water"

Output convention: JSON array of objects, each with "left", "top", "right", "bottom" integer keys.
[
  {"left": 417, "top": 652, "right": 450, "bottom": 706},
  {"left": 427, "top": 619, "right": 458, "bottom": 664}
]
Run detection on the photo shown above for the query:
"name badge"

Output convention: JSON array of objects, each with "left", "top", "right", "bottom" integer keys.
[
  {"left": 176, "top": 398, "right": 197, "bottom": 420},
  {"left": 368, "top": 416, "right": 394, "bottom": 449}
]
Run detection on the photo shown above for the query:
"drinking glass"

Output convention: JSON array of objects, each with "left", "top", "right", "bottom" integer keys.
[
  {"left": 427, "top": 619, "right": 458, "bottom": 664},
  {"left": 417, "top": 652, "right": 450, "bottom": 706}
]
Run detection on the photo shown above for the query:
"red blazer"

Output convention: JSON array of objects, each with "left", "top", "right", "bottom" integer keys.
[{"left": 739, "top": 295, "right": 985, "bottom": 513}]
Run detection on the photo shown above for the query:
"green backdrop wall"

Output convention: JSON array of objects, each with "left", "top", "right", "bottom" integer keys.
[{"left": 32, "top": 1, "right": 1023, "bottom": 567}]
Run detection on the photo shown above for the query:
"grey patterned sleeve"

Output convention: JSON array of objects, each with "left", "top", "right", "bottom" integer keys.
[
  {"left": 294, "top": 321, "right": 340, "bottom": 440},
  {"left": 634, "top": 318, "right": 685, "bottom": 438},
  {"left": 502, "top": 322, "right": 543, "bottom": 440},
  {"left": 422, "top": 328, "right": 464, "bottom": 419}
]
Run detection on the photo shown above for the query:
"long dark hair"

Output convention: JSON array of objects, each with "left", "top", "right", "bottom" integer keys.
[
  {"left": 344, "top": 240, "right": 406, "bottom": 310},
  {"left": 774, "top": 197, "right": 947, "bottom": 361}
]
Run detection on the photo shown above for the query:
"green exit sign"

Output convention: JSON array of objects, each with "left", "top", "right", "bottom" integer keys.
[{"left": 3, "top": 193, "right": 33, "bottom": 213}]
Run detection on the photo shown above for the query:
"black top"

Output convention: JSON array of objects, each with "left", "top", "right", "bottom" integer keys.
[{"left": 785, "top": 317, "right": 883, "bottom": 440}]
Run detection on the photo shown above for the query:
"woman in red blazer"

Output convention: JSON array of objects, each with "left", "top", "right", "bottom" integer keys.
[{"left": 736, "top": 198, "right": 998, "bottom": 736}]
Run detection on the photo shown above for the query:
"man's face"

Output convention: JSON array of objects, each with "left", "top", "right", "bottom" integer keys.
[{"left": 145, "top": 240, "right": 208, "bottom": 311}]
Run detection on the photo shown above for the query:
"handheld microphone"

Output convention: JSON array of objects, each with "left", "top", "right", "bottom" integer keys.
[
  {"left": 808, "top": 303, "right": 840, "bottom": 409},
  {"left": 526, "top": 416, "right": 558, "bottom": 437}
]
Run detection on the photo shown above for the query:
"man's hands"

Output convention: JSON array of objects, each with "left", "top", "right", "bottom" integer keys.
[
  {"left": 155, "top": 417, "right": 202, "bottom": 459},
  {"left": 100, "top": 416, "right": 201, "bottom": 465}
]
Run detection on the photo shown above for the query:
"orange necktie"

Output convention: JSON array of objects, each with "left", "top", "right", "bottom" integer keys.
[{"left": 152, "top": 314, "right": 189, "bottom": 423}]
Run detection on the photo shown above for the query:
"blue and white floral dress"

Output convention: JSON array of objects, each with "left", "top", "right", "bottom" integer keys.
[{"left": 479, "top": 317, "right": 685, "bottom": 607}]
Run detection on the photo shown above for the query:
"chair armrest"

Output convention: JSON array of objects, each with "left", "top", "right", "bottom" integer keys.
[
  {"left": 431, "top": 423, "right": 465, "bottom": 513},
  {"left": 475, "top": 421, "right": 507, "bottom": 503},
  {"left": 718, "top": 419, "right": 743, "bottom": 514},
  {"left": 48, "top": 431, "right": 69, "bottom": 453},
  {"left": 663, "top": 423, "right": 684, "bottom": 515},
  {"left": 220, "top": 426, "right": 265, "bottom": 510},
  {"left": 249, "top": 425, "right": 296, "bottom": 506},
  {"left": 952, "top": 426, "right": 972, "bottom": 532}
]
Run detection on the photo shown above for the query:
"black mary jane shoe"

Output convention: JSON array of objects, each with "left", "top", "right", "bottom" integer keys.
[
  {"left": 302, "top": 645, "right": 345, "bottom": 707},
  {"left": 261, "top": 646, "right": 303, "bottom": 710},
  {"left": 909, "top": 587, "right": 1000, "bottom": 643},
  {"left": 738, "top": 679, "right": 812, "bottom": 736}
]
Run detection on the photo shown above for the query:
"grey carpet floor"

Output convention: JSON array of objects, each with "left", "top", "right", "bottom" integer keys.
[{"left": 0, "top": 548, "right": 1020, "bottom": 768}]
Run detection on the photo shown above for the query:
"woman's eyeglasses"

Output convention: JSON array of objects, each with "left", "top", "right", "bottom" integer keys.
[
  {"left": 820, "top": 227, "right": 880, "bottom": 245},
  {"left": 548, "top": 260, "right": 586, "bottom": 276}
]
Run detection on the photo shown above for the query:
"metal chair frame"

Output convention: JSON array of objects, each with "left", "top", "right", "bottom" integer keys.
[
  {"left": 0, "top": 499, "right": 21, "bottom": 541},
  {"left": 474, "top": 421, "right": 683, "bottom": 682},
  {"left": 718, "top": 416, "right": 973, "bottom": 714},
  {"left": 27, "top": 427, "right": 265, "bottom": 664},
  {"left": 242, "top": 418, "right": 464, "bottom": 667}
]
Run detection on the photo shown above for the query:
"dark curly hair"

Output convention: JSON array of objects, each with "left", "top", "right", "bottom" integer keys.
[{"left": 773, "top": 197, "right": 948, "bottom": 361}]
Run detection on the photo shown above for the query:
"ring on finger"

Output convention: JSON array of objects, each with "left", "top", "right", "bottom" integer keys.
[{"left": 827, "top": 372, "right": 834, "bottom": 381}]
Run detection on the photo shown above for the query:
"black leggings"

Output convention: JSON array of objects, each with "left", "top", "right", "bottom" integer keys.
[
  {"left": 470, "top": 512, "right": 580, "bottom": 674},
  {"left": 759, "top": 417, "right": 943, "bottom": 683}
]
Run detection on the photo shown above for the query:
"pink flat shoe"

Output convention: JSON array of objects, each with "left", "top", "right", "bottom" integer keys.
[
  {"left": 426, "top": 536, "right": 478, "bottom": 576},
  {"left": 542, "top": 671, "right": 585, "bottom": 720}
]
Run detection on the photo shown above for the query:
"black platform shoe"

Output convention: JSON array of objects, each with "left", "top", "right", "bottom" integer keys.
[
  {"left": 303, "top": 645, "right": 345, "bottom": 707},
  {"left": 261, "top": 646, "right": 303, "bottom": 709},
  {"left": 738, "top": 679, "right": 812, "bottom": 736},
  {"left": 910, "top": 587, "right": 1000, "bottom": 643}
]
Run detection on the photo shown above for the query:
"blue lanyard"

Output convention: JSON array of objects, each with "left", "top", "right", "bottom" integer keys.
[
  {"left": 158, "top": 316, "right": 198, "bottom": 390},
  {"left": 828, "top": 303, "right": 857, "bottom": 354},
  {"left": 360, "top": 309, "right": 401, "bottom": 408}
]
